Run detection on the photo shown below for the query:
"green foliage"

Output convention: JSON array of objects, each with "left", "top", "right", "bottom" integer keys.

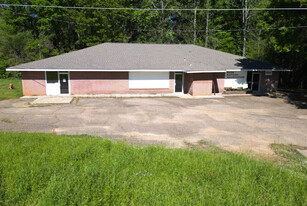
[
  {"left": 0, "top": 78, "right": 23, "bottom": 100},
  {"left": 0, "top": 0, "right": 306, "bottom": 88},
  {"left": 225, "top": 87, "right": 250, "bottom": 91},
  {"left": 0, "top": 132, "right": 306, "bottom": 205}
]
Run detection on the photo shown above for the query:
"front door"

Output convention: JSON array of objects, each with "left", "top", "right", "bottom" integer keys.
[
  {"left": 252, "top": 73, "right": 260, "bottom": 91},
  {"left": 60, "top": 74, "right": 69, "bottom": 94},
  {"left": 46, "top": 72, "right": 60, "bottom": 95},
  {"left": 175, "top": 73, "right": 183, "bottom": 93}
]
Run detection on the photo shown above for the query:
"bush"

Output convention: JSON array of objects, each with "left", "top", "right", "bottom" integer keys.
[{"left": 225, "top": 87, "right": 250, "bottom": 92}]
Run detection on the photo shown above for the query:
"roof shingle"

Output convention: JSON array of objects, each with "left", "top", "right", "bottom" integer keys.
[{"left": 6, "top": 43, "right": 288, "bottom": 72}]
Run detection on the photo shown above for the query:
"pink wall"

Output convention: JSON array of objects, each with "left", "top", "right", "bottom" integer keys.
[
  {"left": 192, "top": 80, "right": 213, "bottom": 95},
  {"left": 21, "top": 71, "right": 46, "bottom": 96},
  {"left": 184, "top": 73, "right": 225, "bottom": 96},
  {"left": 21, "top": 71, "right": 279, "bottom": 96},
  {"left": 70, "top": 72, "right": 174, "bottom": 95}
]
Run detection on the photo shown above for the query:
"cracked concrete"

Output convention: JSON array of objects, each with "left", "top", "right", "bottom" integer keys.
[{"left": 0, "top": 96, "right": 306, "bottom": 155}]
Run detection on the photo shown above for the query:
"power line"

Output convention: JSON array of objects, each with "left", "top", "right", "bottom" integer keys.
[
  {"left": 136, "top": 26, "right": 307, "bottom": 33},
  {"left": 10, "top": 11, "right": 307, "bottom": 33},
  {"left": 1, "top": 4, "right": 307, "bottom": 11}
]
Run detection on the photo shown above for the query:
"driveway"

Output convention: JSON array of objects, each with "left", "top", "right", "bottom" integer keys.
[{"left": 0, "top": 96, "right": 306, "bottom": 155}]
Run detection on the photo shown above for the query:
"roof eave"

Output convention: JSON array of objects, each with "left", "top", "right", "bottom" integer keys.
[
  {"left": 6, "top": 68, "right": 185, "bottom": 72},
  {"left": 226, "top": 68, "right": 292, "bottom": 72}
]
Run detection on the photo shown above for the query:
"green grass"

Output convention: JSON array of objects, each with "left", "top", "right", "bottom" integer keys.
[
  {"left": 0, "top": 118, "right": 13, "bottom": 124},
  {"left": 0, "top": 132, "right": 306, "bottom": 205},
  {"left": 0, "top": 78, "right": 23, "bottom": 100}
]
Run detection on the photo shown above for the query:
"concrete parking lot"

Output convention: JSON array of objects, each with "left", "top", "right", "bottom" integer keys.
[{"left": 0, "top": 96, "right": 306, "bottom": 155}]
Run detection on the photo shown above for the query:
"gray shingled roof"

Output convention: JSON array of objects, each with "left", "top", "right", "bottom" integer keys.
[{"left": 6, "top": 43, "right": 288, "bottom": 72}]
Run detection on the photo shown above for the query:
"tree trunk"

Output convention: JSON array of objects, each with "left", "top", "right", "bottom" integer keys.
[{"left": 242, "top": 0, "right": 248, "bottom": 57}]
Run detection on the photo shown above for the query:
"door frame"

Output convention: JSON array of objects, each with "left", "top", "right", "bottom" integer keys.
[
  {"left": 174, "top": 72, "right": 184, "bottom": 94},
  {"left": 251, "top": 72, "right": 261, "bottom": 92},
  {"left": 59, "top": 72, "right": 70, "bottom": 95},
  {"left": 45, "top": 71, "right": 70, "bottom": 96}
]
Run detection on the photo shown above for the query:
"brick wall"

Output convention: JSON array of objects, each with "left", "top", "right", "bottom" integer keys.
[
  {"left": 259, "top": 71, "right": 279, "bottom": 93},
  {"left": 21, "top": 71, "right": 46, "bottom": 96},
  {"left": 21, "top": 71, "right": 230, "bottom": 96},
  {"left": 184, "top": 73, "right": 225, "bottom": 96},
  {"left": 192, "top": 80, "right": 213, "bottom": 95},
  {"left": 70, "top": 72, "right": 174, "bottom": 95},
  {"left": 184, "top": 73, "right": 193, "bottom": 95}
]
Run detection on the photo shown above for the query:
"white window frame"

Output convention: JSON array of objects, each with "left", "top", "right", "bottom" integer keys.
[{"left": 45, "top": 71, "right": 70, "bottom": 95}]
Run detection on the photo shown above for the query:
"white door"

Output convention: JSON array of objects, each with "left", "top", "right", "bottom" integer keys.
[{"left": 46, "top": 72, "right": 60, "bottom": 95}]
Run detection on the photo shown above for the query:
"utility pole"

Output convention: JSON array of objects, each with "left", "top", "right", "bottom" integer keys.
[
  {"left": 161, "top": 1, "right": 165, "bottom": 43},
  {"left": 194, "top": 8, "right": 197, "bottom": 44},
  {"left": 242, "top": 0, "right": 248, "bottom": 57},
  {"left": 205, "top": 0, "right": 210, "bottom": 47},
  {"left": 38, "top": 44, "right": 41, "bottom": 59}
]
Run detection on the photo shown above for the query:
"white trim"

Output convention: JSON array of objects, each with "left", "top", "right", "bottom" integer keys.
[
  {"left": 186, "top": 70, "right": 226, "bottom": 73},
  {"left": 7, "top": 68, "right": 184, "bottom": 72},
  {"left": 127, "top": 70, "right": 182, "bottom": 73},
  {"left": 227, "top": 69, "right": 291, "bottom": 72},
  {"left": 174, "top": 72, "right": 184, "bottom": 94},
  {"left": 8, "top": 68, "right": 292, "bottom": 72}
]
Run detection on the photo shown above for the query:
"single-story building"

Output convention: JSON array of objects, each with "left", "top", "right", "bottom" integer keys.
[{"left": 6, "top": 43, "right": 290, "bottom": 96}]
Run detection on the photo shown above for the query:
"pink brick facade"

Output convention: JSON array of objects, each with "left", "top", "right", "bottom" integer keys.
[
  {"left": 20, "top": 71, "right": 279, "bottom": 96},
  {"left": 184, "top": 73, "right": 225, "bottom": 96},
  {"left": 21, "top": 71, "right": 46, "bottom": 96},
  {"left": 192, "top": 80, "right": 213, "bottom": 96},
  {"left": 70, "top": 72, "right": 174, "bottom": 95}
]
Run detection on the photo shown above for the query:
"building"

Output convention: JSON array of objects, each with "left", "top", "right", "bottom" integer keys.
[{"left": 6, "top": 43, "right": 290, "bottom": 96}]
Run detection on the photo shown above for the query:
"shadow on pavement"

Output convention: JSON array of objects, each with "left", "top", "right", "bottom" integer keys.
[{"left": 268, "top": 90, "right": 307, "bottom": 109}]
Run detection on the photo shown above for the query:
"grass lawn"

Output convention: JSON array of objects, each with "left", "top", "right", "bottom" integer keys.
[
  {"left": 0, "top": 79, "right": 23, "bottom": 100},
  {"left": 0, "top": 132, "right": 306, "bottom": 205}
]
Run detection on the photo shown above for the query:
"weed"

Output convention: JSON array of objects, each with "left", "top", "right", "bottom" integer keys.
[
  {"left": 1, "top": 118, "right": 13, "bottom": 123},
  {"left": 75, "top": 97, "right": 80, "bottom": 104},
  {"left": 271, "top": 143, "right": 307, "bottom": 175},
  {"left": 29, "top": 104, "right": 51, "bottom": 107}
]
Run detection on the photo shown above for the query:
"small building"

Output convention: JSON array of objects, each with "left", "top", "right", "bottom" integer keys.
[{"left": 6, "top": 43, "right": 289, "bottom": 96}]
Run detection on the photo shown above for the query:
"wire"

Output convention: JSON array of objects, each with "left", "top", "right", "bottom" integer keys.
[
  {"left": 9, "top": 11, "right": 307, "bottom": 33},
  {"left": 1, "top": 4, "right": 307, "bottom": 11},
  {"left": 135, "top": 26, "right": 307, "bottom": 33}
]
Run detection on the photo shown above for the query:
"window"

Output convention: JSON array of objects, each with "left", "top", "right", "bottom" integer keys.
[
  {"left": 129, "top": 72, "right": 169, "bottom": 89},
  {"left": 265, "top": 71, "right": 272, "bottom": 76},
  {"left": 46, "top": 72, "right": 58, "bottom": 83}
]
